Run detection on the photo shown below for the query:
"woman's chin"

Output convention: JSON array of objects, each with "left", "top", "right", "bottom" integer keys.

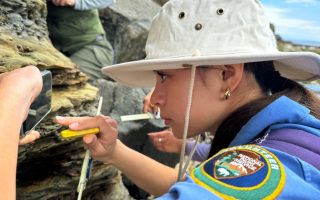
[{"left": 172, "top": 127, "right": 189, "bottom": 139}]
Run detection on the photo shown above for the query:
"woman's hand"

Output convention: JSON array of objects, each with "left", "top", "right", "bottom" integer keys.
[
  {"left": 143, "top": 89, "right": 155, "bottom": 113},
  {"left": 55, "top": 115, "right": 119, "bottom": 164},
  {"left": 56, "top": 116, "right": 179, "bottom": 196},
  {"left": 0, "top": 66, "right": 42, "bottom": 122},
  {"left": 148, "top": 128, "right": 182, "bottom": 154},
  {"left": 52, "top": 0, "right": 75, "bottom": 7},
  {"left": 19, "top": 131, "right": 40, "bottom": 145}
]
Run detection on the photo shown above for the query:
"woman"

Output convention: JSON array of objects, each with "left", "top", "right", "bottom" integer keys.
[{"left": 56, "top": 0, "right": 320, "bottom": 198}]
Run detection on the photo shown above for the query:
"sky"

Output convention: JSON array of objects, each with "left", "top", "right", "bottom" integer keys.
[{"left": 260, "top": 0, "right": 320, "bottom": 46}]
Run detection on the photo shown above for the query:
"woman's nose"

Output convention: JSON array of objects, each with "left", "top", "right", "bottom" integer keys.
[{"left": 150, "top": 87, "right": 165, "bottom": 107}]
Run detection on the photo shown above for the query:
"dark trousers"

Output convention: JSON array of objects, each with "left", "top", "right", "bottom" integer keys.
[{"left": 69, "top": 36, "right": 114, "bottom": 80}]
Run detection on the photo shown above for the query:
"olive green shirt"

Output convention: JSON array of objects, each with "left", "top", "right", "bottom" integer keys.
[{"left": 47, "top": 2, "right": 105, "bottom": 54}]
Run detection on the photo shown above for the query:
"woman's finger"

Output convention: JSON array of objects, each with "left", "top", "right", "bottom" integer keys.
[
  {"left": 55, "top": 115, "right": 107, "bottom": 129},
  {"left": 142, "top": 89, "right": 154, "bottom": 113},
  {"left": 19, "top": 131, "right": 40, "bottom": 145}
]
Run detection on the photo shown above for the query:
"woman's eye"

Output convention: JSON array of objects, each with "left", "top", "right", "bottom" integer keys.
[{"left": 156, "top": 72, "right": 168, "bottom": 83}]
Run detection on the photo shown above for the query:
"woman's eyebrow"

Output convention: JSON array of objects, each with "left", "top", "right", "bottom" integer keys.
[
  {"left": 197, "top": 65, "right": 225, "bottom": 70},
  {"left": 154, "top": 70, "right": 170, "bottom": 74}
]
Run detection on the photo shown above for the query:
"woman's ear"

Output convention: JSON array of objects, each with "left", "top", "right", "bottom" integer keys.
[{"left": 221, "top": 64, "right": 244, "bottom": 92}]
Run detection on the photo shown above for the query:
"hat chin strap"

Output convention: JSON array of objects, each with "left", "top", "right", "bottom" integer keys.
[{"left": 177, "top": 65, "right": 199, "bottom": 182}]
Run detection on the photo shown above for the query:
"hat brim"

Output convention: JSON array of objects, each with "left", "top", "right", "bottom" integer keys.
[{"left": 102, "top": 51, "right": 320, "bottom": 87}]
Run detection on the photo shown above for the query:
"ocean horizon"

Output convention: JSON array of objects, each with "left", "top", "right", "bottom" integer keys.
[{"left": 288, "top": 39, "right": 320, "bottom": 47}]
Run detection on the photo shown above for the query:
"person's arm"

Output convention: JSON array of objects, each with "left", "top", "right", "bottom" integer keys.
[
  {"left": 74, "top": 0, "right": 115, "bottom": 10},
  {"left": 112, "top": 140, "right": 178, "bottom": 196},
  {"left": 55, "top": 115, "right": 178, "bottom": 197},
  {"left": 0, "top": 66, "right": 42, "bottom": 200},
  {"left": 51, "top": 0, "right": 115, "bottom": 10}
]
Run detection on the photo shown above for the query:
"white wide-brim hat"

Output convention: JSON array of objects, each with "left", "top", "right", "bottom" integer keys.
[{"left": 102, "top": 0, "right": 320, "bottom": 88}]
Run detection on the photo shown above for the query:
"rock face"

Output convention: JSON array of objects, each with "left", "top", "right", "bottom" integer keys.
[
  {"left": 100, "top": 0, "right": 160, "bottom": 64},
  {"left": 1, "top": 0, "right": 179, "bottom": 199}
]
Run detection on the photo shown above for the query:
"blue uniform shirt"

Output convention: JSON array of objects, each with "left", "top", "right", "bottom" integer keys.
[{"left": 158, "top": 96, "right": 320, "bottom": 199}]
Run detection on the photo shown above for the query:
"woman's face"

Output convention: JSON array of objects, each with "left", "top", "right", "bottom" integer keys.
[{"left": 151, "top": 67, "right": 229, "bottom": 139}]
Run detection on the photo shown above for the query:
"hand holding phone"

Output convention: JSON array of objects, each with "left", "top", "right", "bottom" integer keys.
[{"left": 21, "top": 70, "right": 52, "bottom": 135}]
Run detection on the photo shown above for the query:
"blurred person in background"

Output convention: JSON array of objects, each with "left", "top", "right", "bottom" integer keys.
[{"left": 47, "top": 0, "right": 115, "bottom": 79}]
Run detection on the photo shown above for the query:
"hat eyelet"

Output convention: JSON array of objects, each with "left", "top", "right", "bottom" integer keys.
[
  {"left": 217, "top": 8, "right": 224, "bottom": 15},
  {"left": 179, "top": 12, "right": 185, "bottom": 19},
  {"left": 195, "top": 23, "right": 202, "bottom": 31}
]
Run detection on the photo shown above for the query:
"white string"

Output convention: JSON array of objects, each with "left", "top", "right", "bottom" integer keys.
[
  {"left": 77, "top": 96, "right": 103, "bottom": 200},
  {"left": 177, "top": 65, "right": 197, "bottom": 182},
  {"left": 182, "top": 134, "right": 200, "bottom": 174}
]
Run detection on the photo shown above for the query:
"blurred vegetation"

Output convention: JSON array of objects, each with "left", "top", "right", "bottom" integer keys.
[
  {"left": 271, "top": 23, "right": 320, "bottom": 86},
  {"left": 277, "top": 40, "right": 320, "bottom": 55},
  {"left": 270, "top": 23, "right": 320, "bottom": 54}
]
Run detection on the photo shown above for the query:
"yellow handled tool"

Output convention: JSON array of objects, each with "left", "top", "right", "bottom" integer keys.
[{"left": 60, "top": 128, "right": 100, "bottom": 139}]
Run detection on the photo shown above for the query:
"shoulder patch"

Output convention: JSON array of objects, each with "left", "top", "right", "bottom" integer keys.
[{"left": 190, "top": 145, "right": 286, "bottom": 199}]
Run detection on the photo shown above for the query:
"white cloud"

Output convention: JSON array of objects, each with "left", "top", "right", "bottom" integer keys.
[
  {"left": 264, "top": 6, "right": 288, "bottom": 18},
  {"left": 284, "top": 0, "right": 317, "bottom": 6},
  {"left": 264, "top": 5, "right": 320, "bottom": 42}
]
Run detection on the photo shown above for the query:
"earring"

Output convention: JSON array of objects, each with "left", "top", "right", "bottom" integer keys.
[{"left": 224, "top": 88, "right": 231, "bottom": 100}]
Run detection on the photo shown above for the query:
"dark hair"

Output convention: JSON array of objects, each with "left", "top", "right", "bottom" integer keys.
[{"left": 208, "top": 61, "right": 320, "bottom": 157}]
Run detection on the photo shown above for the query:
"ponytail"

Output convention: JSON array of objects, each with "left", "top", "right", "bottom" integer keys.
[{"left": 208, "top": 61, "right": 320, "bottom": 157}]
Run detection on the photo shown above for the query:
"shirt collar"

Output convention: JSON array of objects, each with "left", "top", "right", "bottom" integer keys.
[{"left": 229, "top": 96, "right": 310, "bottom": 146}]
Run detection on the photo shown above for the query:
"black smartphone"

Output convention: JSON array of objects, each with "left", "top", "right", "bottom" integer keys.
[{"left": 21, "top": 70, "right": 52, "bottom": 135}]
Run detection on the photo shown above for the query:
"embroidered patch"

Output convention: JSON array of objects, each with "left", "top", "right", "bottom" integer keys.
[
  {"left": 190, "top": 145, "right": 286, "bottom": 199},
  {"left": 214, "top": 150, "right": 265, "bottom": 179}
]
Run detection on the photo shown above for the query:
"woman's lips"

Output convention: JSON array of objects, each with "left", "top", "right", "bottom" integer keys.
[
  {"left": 160, "top": 113, "right": 172, "bottom": 125},
  {"left": 163, "top": 118, "right": 172, "bottom": 125}
]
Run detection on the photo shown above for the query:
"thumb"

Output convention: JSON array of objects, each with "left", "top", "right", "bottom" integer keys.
[
  {"left": 143, "top": 100, "right": 149, "bottom": 113},
  {"left": 148, "top": 132, "right": 160, "bottom": 139},
  {"left": 19, "top": 131, "right": 40, "bottom": 145}
]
